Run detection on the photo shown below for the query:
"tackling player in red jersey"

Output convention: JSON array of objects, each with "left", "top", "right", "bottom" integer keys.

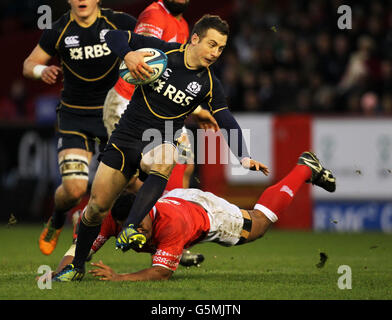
[
  {"left": 53, "top": 151, "right": 336, "bottom": 281},
  {"left": 52, "top": 150, "right": 202, "bottom": 277}
]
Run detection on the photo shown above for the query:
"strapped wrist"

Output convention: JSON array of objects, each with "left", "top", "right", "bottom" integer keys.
[
  {"left": 240, "top": 156, "right": 251, "bottom": 163},
  {"left": 33, "top": 64, "right": 46, "bottom": 79}
]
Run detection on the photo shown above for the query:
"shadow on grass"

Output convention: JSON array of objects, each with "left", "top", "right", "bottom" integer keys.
[{"left": 173, "top": 269, "right": 331, "bottom": 286}]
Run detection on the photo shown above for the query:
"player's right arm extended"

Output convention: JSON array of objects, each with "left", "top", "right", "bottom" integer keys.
[
  {"left": 23, "top": 45, "right": 61, "bottom": 84},
  {"left": 214, "top": 109, "right": 270, "bottom": 175},
  {"left": 89, "top": 261, "right": 173, "bottom": 281}
]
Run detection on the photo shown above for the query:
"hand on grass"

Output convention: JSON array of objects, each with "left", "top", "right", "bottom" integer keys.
[{"left": 89, "top": 260, "right": 121, "bottom": 281}]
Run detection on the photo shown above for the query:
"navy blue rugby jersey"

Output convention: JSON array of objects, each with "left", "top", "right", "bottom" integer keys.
[
  {"left": 39, "top": 8, "right": 136, "bottom": 115},
  {"left": 113, "top": 32, "right": 228, "bottom": 143}
]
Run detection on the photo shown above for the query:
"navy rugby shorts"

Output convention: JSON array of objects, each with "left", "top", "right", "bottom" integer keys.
[
  {"left": 56, "top": 105, "right": 108, "bottom": 154},
  {"left": 101, "top": 129, "right": 178, "bottom": 181}
]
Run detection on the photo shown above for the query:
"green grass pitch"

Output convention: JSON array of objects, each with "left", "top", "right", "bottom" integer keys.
[{"left": 0, "top": 224, "right": 391, "bottom": 300}]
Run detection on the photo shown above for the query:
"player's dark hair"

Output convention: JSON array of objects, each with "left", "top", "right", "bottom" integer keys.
[
  {"left": 191, "top": 14, "right": 229, "bottom": 40},
  {"left": 111, "top": 193, "right": 136, "bottom": 221},
  {"left": 68, "top": 0, "right": 102, "bottom": 6}
]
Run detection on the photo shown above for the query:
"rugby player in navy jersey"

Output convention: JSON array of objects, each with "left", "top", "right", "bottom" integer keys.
[
  {"left": 53, "top": 14, "right": 270, "bottom": 281},
  {"left": 23, "top": 0, "right": 137, "bottom": 256}
]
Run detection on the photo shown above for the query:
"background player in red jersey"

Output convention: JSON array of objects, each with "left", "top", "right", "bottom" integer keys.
[
  {"left": 23, "top": 0, "right": 136, "bottom": 256},
  {"left": 106, "top": 0, "right": 190, "bottom": 112},
  {"left": 54, "top": 151, "right": 335, "bottom": 281}
]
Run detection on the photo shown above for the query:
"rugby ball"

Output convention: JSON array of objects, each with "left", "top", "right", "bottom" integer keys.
[{"left": 119, "top": 48, "right": 167, "bottom": 85}]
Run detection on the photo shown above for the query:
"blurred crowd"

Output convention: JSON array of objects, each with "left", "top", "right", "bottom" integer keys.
[
  {"left": 1, "top": 0, "right": 392, "bottom": 121},
  {"left": 216, "top": 0, "right": 392, "bottom": 114}
]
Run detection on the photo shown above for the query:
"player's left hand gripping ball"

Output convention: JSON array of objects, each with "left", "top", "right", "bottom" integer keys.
[{"left": 115, "top": 224, "right": 146, "bottom": 251}]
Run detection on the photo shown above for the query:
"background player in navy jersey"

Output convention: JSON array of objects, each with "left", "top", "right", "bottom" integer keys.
[
  {"left": 53, "top": 14, "right": 270, "bottom": 281},
  {"left": 22, "top": 0, "right": 136, "bottom": 256}
]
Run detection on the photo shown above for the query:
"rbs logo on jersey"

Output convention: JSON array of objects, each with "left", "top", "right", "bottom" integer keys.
[
  {"left": 69, "top": 43, "right": 111, "bottom": 60},
  {"left": 163, "top": 84, "right": 194, "bottom": 107}
]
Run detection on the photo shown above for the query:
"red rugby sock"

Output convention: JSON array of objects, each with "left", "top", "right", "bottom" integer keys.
[{"left": 254, "top": 164, "right": 311, "bottom": 222}]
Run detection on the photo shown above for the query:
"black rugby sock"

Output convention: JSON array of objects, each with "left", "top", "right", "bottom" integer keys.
[
  {"left": 125, "top": 172, "right": 168, "bottom": 227},
  {"left": 72, "top": 217, "right": 101, "bottom": 270},
  {"left": 52, "top": 208, "right": 68, "bottom": 229}
]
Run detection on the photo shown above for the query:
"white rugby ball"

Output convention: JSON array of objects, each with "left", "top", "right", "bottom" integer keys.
[{"left": 119, "top": 48, "right": 168, "bottom": 85}]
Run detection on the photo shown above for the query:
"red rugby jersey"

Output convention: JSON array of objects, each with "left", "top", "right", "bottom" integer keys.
[
  {"left": 114, "top": 0, "right": 189, "bottom": 100},
  {"left": 91, "top": 211, "right": 122, "bottom": 253},
  {"left": 75, "top": 163, "right": 189, "bottom": 253},
  {"left": 88, "top": 197, "right": 210, "bottom": 272},
  {"left": 145, "top": 197, "right": 210, "bottom": 271}
]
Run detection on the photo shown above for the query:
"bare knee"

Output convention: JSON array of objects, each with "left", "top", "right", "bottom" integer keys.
[
  {"left": 84, "top": 197, "right": 110, "bottom": 226},
  {"left": 83, "top": 161, "right": 129, "bottom": 225},
  {"left": 141, "top": 143, "right": 178, "bottom": 177},
  {"left": 150, "top": 162, "right": 176, "bottom": 178},
  {"left": 62, "top": 180, "right": 88, "bottom": 203}
]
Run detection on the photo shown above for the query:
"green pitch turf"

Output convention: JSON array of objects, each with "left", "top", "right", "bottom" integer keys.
[{"left": 0, "top": 224, "right": 391, "bottom": 300}]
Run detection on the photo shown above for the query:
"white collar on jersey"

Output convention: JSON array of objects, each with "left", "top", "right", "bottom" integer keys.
[
  {"left": 151, "top": 206, "right": 157, "bottom": 220},
  {"left": 158, "top": 0, "right": 171, "bottom": 14}
]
